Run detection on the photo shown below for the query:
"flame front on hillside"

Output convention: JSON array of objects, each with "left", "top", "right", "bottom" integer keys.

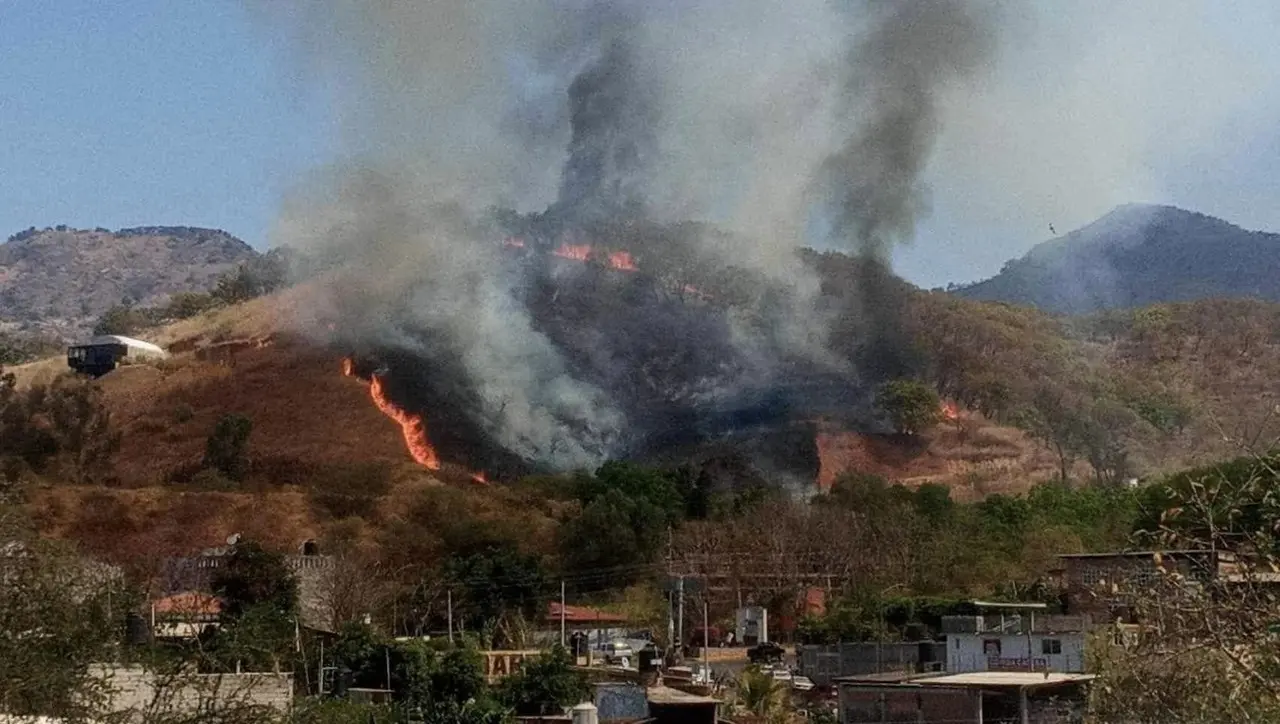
[
  {"left": 549, "top": 241, "right": 639, "bottom": 272},
  {"left": 342, "top": 358, "right": 442, "bottom": 470}
]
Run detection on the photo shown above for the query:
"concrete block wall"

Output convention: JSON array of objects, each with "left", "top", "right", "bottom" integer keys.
[{"left": 90, "top": 665, "right": 292, "bottom": 721}]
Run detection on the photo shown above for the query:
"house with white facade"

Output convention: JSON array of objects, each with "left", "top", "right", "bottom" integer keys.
[{"left": 941, "top": 601, "right": 1088, "bottom": 674}]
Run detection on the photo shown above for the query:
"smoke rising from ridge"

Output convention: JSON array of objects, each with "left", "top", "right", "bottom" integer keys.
[
  {"left": 818, "top": 0, "right": 997, "bottom": 258},
  {"left": 255, "top": 0, "right": 1000, "bottom": 471}
]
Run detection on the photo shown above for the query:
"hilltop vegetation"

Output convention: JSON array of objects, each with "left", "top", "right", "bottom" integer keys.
[
  {"left": 0, "top": 225, "right": 259, "bottom": 340},
  {"left": 955, "top": 204, "right": 1280, "bottom": 314}
]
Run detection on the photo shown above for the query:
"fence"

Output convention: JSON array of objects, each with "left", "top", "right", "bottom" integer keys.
[{"left": 797, "top": 642, "right": 947, "bottom": 686}]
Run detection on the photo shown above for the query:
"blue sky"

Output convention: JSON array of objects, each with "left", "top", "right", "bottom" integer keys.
[
  {"left": 0, "top": 1, "right": 332, "bottom": 246},
  {"left": 3, "top": 1, "right": 1279, "bottom": 288}
]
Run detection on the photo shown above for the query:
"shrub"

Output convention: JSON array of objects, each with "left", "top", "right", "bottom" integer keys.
[
  {"left": 875, "top": 379, "right": 942, "bottom": 435},
  {"left": 202, "top": 413, "right": 252, "bottom": 481}
]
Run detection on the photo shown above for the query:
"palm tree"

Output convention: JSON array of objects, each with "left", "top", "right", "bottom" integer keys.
[{"left": 736, "top": 666, "right": 781, "bottom": 717}]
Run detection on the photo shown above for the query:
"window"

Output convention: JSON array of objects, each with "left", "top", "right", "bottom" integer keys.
[
  {"left": 1080, "top": 566, "right": 1105, "bottom": 587},
  {"left": 1041, "top": 638, "right": 1062, "bottom": 655},
  {"left": 983, "top": 639, "right": 1001, "bottom": 656}
]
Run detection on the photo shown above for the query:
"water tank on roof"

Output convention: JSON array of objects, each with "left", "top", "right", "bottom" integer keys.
[
  {"left": 638, "top": 644, "right": 662, "bottom": 673},
  {"left": 570, "top": 630, "right": 588, "bottom": 658},
  {"left": 125, "top": 612, "right": 151, "bottom": 646},
  {"left": 571, "top": 702, "right": 599, "bottom": 724},
  {"left": 941, "top": 615, "right": 983, "bottom": 634}
]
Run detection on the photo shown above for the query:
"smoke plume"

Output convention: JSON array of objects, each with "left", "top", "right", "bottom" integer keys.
[
  {"left": 553, "top": 32, "right": 659, "bottom": 226},
  {"left": 818, "top": 0, "right": 997, "bottom": 258},
  {"left": 253, "top": 0, "right": 1000, "bottom": 472}
]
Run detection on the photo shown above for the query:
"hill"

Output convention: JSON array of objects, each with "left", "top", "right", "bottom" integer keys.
[
  {"left": 954, "top": 204, "right": 1280, "bottom": 314},
  {"left": 7, "top": 247, "right": 1280, "bottom": 625},
  {"left": 15, "top": 273, "right": 1280, "bottom": 565},
  {"left": 0, "top": 225, "right": 258, "bottom": 339}
]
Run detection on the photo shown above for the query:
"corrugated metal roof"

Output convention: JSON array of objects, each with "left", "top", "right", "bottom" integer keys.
[
  {"left": 80, "top": 335, "right": 167, "bottom": 356},
  {"left": 547, "top": 602, "right": 630, "bottom": 625},
  {"left": 912, "top": 672, "right": 1095, "bottom": 689}
]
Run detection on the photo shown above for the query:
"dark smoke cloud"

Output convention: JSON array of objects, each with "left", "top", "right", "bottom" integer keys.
[
  {"left": 553, "top": 33, "right": 659, "bottom": 225},
  {"left": 254, "top": 0, "right": 1000, "bottom": 473},
  {"left": 818, "top": 0, "right": 997, "bottom": 258}
]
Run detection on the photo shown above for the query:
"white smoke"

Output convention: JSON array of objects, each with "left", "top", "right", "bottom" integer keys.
[{"left": 252, "top": 0, "right": 1002, "bottom": 468}]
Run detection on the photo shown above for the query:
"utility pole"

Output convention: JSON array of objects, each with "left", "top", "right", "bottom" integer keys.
[
  {"left": 447, "top": 589, "right": 454, "bottom": 644},
  {"left": 677, "top": 576, "right": 685, "bottom": 655},
  {"left": 560, "top": 580, "right": 567, "bottom": 648},
  {"left": 702, "top": 596, "right": 709, "bottom": 670},
  {"left": 667, "top": 588, "right": 675, "bottom": 654}
]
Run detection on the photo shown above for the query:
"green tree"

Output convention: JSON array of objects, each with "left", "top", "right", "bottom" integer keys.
[
  {"left": 912, "top": 483, "right": 955, "bottom": 527},
  {"left": 735, "top": 666, "right": 783, "bottom": 717},
  {"left": 560, "top": 462, "right": 691, "bottom": 587},
  {"left": 207, "top": 541, "right": 299, "bottom": 672},
  {"left": 212, "top": 253, "right": 288, "bottom": 305},
  {"left": 0, "top": 373, "right": 119, "bottom": 484},
  {"left": 211, "top": 541, "right": 298, "bottom": 619},
  {"left": 203, "top": 413, "right": 253, "bottom": 481},
  {"left": 875, "top": 379, "right": 941, "bottom": 435},
  {"left": 0, "top": 531, "right": 125, "bottom": 721},
  {"left": 1078, "top": 397, "right": 1138, "bottom": 485},
  {"left": 163, "top": 291, "right": 219, "bottom": 320},
  {"left": 498, "top": 645, "right": 588, "bottom": 716},
  {"left": 92, "top": 303, "right": 148, "bottom": 336},
  {"left": 560, "top": 488, "right": 666, "bottom": 586},
  {"left": 576, "top": 461, "right": 686, "bottom": 525},
  {"left": 42, "top": 375, "right": 120, "bottom": 485},
  {"left": 446, "top": 544, "right": 548, "bottom": 648},
  {"left": 1014, "top": 384, "right": 1089, "bottom": 481}
]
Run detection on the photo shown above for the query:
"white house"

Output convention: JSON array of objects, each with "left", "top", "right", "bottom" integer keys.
[{"left": 942, "top": 601, "right": 1088, "bottom": 674}]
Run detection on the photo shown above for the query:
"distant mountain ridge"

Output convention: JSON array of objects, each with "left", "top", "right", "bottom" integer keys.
[
  {"left": 954, "top": 204, "right": 1280, "bottom": 314},
  {"left": 0, "top": 225, "right": 258, "bottom": 339}
]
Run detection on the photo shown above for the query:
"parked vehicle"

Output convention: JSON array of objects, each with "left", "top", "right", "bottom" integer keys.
[
  {"left": 604, "top": 640, "right": 635, "bottom": 667},
  {"left": 791, "top": 676, "right": 816, "bottom": 692},
  {"left": 747, "top": 641, "right": 785, "bottom": 664}
]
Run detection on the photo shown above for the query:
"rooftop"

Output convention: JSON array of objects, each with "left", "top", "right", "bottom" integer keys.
[
  {"left": 152, "top": 591, "right": 222, "bottom": 617},
  {"left": 1057, "top": 550, "right": 1219, "bottom": 559},
  {"left": 912, "top": 672, "right": 1096, "bottom": 690},
  {"left": 971, "top": 600, "right": 1048, "bottom": 610},
  {"left": 547, "top": 602, "right": 630, "bottom": 625},
  {"left": 646, "top": 686, "right": 719, "bottom": 705},
  {"left": 80, "top": 335, "right": 167, "bottom": 356}
]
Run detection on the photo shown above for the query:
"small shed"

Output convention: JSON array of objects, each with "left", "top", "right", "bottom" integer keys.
[
  {"left": 68, "top": 334, "right": 167, "bottom": 376},
  {"left": 646, "top": 686, "right": 719, "bottom": 724}
]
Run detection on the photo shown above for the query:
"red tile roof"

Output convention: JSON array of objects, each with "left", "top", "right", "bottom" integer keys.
[
  {"left": 153, "top": 591, "right": 223, "bottom": 617},
  {"left": 546, "top": 602, "right": 630, "bottom": 625}
]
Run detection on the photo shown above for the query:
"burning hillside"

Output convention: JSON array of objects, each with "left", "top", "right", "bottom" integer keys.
[
  {"left": 324, "top": 220, "right": 891, "bottom": 485},
  {"left": 259, "top": 1, "right": 997, "bottom": 485}
]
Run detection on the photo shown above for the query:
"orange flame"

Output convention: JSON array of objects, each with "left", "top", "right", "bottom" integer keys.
[
  {"left": 342, "top": 358, "right": 441, "bottom": 470},
  {"left": 552, "top": 243, "right": 592, "bottom": 261},
  {"left": 607, "top": 250, "right": 638, "bottom": 272},
  {"left": 470, "top": 470, "right": 488, "bottom": 485},
  {"left": 941, "top": 401, "right": 960, "bottom": 421}
]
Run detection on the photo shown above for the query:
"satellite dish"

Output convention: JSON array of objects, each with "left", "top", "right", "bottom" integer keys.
[{"left": 226, "top": 533, "right": 242, "bottom": 546}]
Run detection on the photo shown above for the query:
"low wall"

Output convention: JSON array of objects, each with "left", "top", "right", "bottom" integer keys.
[
  {"left": 90, "top": 665, "right": 292, "bottom": 721},
  {"left": 798, "top": 642, "right": 946, "bottom": 686}
]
